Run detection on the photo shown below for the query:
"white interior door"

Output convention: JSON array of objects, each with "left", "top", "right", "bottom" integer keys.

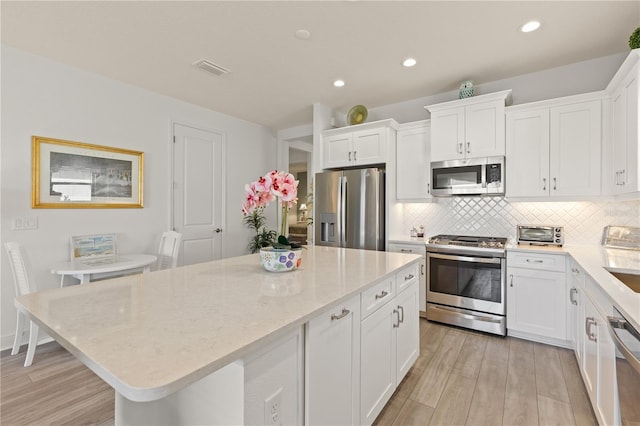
[{"left": 173, "top": 123, "right": 224, "bottom": 266}]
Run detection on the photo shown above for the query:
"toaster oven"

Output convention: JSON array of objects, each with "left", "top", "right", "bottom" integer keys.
[{"left": 517, "top": 225, "right": 564, "bottom": 246}]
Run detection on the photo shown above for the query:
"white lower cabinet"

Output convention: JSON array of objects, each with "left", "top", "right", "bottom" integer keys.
[
  {"left": 361, "top": 265, "right": 420, "bottom": 426},
  {"left": 305, "top": 295, "right": 360, "bottom": 426},
  {"left": 305, "top": 262, "right": 420, "bottom": 426},
  {"left": 360, "top": 298, "right": 397, "bottom": 425},
  {"left": 506, "top": 251, "right": 567, "bottom": 342},
  {"left": 580, "top": 277, "right": 617, "bottom": 426},
  {"left": 568, "top": 260, "right": 586, "bottom": 365}
]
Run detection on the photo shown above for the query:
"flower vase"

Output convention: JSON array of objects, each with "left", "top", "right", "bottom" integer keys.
[{"left": 260, "top": 247, "right": 302, "bottom": 272}]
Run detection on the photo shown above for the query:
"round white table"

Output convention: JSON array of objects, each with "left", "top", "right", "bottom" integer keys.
[{"left": 50, "top": 254, "right": 157, "bottom": 286}]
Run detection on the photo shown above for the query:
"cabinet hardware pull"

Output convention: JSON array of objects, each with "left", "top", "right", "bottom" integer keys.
[
  {"left": 466, "top": 141, "right": 471, "bottom": 154},
  {"left": 543, "top": 178, "right": 547, "bottom": 191},
  {"left": 420, "top": 264, "right": 425, "bottom": 275},
  {"left": 375, "top": 290, "right": 389, "bottom": 300},
  {"left": 458, "top": 142, "right": 463, "bottom": 154},
  {"left": 615, "top": 171, "right": 620, "bottom": 186},
  {"left": 348, "top": 151, "right": 352, "bottom": 161},
  {"left": 393, "top": 309, "right": 400, "bottom": 328},
  {"left": 353, "top": 151, "right": 357, "bottom": 161},
  {"left": 404, "top": 274, "right": 415, "bottom": 281},
  {"left": 509, "top": 274, "right": 513, "bottom": 287},
  {"left": 398, "top": 305, "right": 404, "bottom": 323},
  {"left": 427, "top": 183, "right": 430, "bottom": 194},
  {"left": 400, "top": 249, "right": 413, "bottom": 252},
  {"left": 330, "top": 308, "right": 350, "bottom": 321},
  {"left": 214, "top": 228, "right": 223, "bottom": 233},
  {"left": 525, "top": 259, "right": 544, "bottom": 263},
  {"left": 553, "top": 177, "right": 557, "bottom": 190},
  {"left": 570, "top": 288, "right": 578, "bottom": 305},
  {"left": 585, "top": 317, "right": 597, "bottom": 341},
  {"left": 621, "top": 169, "right": 625, "bottom": 185}
]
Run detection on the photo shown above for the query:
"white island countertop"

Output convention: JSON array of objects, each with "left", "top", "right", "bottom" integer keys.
[{"left": 16, "top": 246, "right": 420, "bottom": 402}]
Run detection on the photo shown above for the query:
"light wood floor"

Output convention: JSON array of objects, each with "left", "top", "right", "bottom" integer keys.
[
  {"left": 374, "top": 319, "right": 597, "bottom": 426},
  {"left": 1, "top": 319, "right": 596, "bottom": 426}
]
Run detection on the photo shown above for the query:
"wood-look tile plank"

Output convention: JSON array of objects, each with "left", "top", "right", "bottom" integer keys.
[
  {"left": 557, "top": 348, "right": 597, "bottom": 426},
  {"left": 393, "top": 399, "right": 434, "bottom": 426},
  {"left": 465, "top": 337, "right": 508, "bottom": 426},
  {"left": 537, "top": 394, "right": 576, "bottom": 426},
  {"left": 394, "top": 349, "right": 434, "bottom": 401},
  {"left": 410, "top": 328, "right": 466, "bottom": 408},
  {"left": 503, "top": 338, "right": 539, "bottom": 426},
  {"left": 533, "top": 342, "right": 570, "bottom": 403},
  {"left": 452, "top": 331, "right": 487, "bottom": 379},
  {"left": 373, "top": 393, "right": 407, "bottom": 426},
  {"left": 428, "top": 372, "right": 476, "bottom": 426}
]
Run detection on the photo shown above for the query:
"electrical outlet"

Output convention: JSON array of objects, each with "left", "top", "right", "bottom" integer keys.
[
  {"left": 12, "top": 216, "right": 38, "bottom": 230},
  {"left": 264, "top": 387, "right": 283, "bottom": 426}
]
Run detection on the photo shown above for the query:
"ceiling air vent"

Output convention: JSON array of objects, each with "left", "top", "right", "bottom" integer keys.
[{"left": 193, "top": 58, "right": 231, "bottom": 76}]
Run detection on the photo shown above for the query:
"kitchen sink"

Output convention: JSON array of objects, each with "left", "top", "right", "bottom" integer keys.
[{"left": 605, "top": 268, "right": 640, "bottom": 293}]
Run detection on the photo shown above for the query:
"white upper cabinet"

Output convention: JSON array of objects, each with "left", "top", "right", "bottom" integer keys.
[
  {"left": 321, "top": 119, "right": 398, "bottom": 169},
  {"left": 506, "top": 94, "right": 603, "bottom": 198},
  {"left": 426, "top": 90, "right": 511, "bottom": 162},
  {"left": 605, "top": 50, "right": 640, "bottom": 196},
  {"left": 396, "top": 121, "right": 430, "bottom": 201}
]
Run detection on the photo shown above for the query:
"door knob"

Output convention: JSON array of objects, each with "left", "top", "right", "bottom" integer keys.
[{"left": 214, "top": 228, "right": 223, "bottom": 233}]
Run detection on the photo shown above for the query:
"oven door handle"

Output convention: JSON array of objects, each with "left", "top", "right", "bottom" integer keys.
[{"left": 427, "top": 252, "right": 502, "bottom": 265}]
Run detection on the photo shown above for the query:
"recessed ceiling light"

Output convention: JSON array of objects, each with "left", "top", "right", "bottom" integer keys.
[
  {"left": 295, "top": 29, "right": 311, "bottom": 40},
  {"left": 403, "top": 58, "right": 417, "bottom": 67},
  {"left": 521, "top": 20, "right": 541, "bottom": 33},
  {"left": 333, "top": 80, "right": 345, "bottom": 87}
]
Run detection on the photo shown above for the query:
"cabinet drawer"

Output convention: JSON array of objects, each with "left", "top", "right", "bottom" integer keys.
[
  {"left": 396, "top": 264, "right": 419, "bottom": 294},
  {"left": 361, "top": 277, "right": 395, "bottom": 319},
  {"left": 507, "top": 251, "right": 566, "bottom": 272},
  {"left": 388, "top": 243, "right": 426, "bottom": 256}
]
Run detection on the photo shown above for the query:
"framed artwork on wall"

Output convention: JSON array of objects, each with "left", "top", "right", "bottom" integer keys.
[{"left": 32, "top": 136, "right": 144, "bottom": 208}]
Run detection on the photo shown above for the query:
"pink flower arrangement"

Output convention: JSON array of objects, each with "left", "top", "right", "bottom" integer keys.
[{"left": 242, "top": 170, "right": 299, "bottom": 238}]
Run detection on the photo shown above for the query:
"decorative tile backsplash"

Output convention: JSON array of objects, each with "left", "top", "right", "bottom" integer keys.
[{"left": 402, "top": 197, "right": 640, "bottom": 245}]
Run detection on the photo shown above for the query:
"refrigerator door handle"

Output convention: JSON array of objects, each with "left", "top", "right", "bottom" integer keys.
[
  {"left": 340, "top": 176, "right": 347, "bottom": 246},
  {"left": 336, "top": 175, "right": 343, "bottom": 247}
]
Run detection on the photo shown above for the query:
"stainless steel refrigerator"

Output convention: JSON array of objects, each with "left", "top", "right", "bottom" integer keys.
[{"left": 315, "top": 168, "right": 385, "bottom": 251}]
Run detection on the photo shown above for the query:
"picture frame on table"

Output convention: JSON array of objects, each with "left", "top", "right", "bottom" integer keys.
[{"left": 32, "top": 136, "right": 144, "bottom": 208}]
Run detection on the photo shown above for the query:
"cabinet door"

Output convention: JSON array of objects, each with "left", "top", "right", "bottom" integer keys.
[
  {"left": 568, "top": 262, "right": 585, "bottom": 364},
  {"left": 395, "top": 281, "right": 419, "bottom": 382},
  {"left": 431, "top": 107, "right": 465, "bottom": 162},
  {"left": 396, "top": 125, "right": 430, "bottom": 200},
  {"left": 549, "top": 100, "right": 602, "bottom": 197},
  {"left": 465, "top": 100, "right": 505, "bottom": 158},
  {"left": 596, "top": 314, "right": 616, "bottom": 426},
  {"left": 505, "top": 108, "right": 550, "bottom": 197},
  {"left": 306, "top": 295, "right": 360, "bottom": 426},
  {"left": 353, "top": 128, "right": 386, "bottom": 166},
  {"left": 507, "top": 267, "right": 567, "bottom": 340},
  {"left": 582, "top": 295, "right": 598, "bottom": 406},
  {"left": 360, "top": 300, "right": 396, "bottom": 426},
  {"left": 324, "top": 133, "right": 353, "bottom": 169},
  {"left": 611, "top": 66, "right": 639, "bottom": 194}
]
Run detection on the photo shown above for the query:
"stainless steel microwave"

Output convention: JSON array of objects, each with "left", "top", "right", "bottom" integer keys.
[
  {"left": 430, "top": 156, "right": 505, "bottom": 196},
  {"left": 517, "top": 225, "right": 564, "bottom": 246}
]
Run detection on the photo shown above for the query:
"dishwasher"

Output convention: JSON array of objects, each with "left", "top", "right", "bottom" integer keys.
[{"left": 607, "top": 307, "right": 640, "bottom": 425}]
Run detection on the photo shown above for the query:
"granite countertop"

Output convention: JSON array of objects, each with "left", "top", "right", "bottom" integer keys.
[
  {"left": 15, "top": 246, "right": 420, "bottom": 402},
  {"left": 508, "top": 243, "right": 640, "bottom": 331}
]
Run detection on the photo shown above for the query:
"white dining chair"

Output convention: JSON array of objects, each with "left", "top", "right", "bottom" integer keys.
[
  {"left": 5, "top": 242, "right": 40, "bottom": 367},
  {"left": 157, "top": 231, "right": 182, "bottom": 270}
]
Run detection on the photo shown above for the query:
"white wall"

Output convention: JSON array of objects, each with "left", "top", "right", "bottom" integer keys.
[{"left": 1, "top": 45, "right": 277, "bottom": 349}]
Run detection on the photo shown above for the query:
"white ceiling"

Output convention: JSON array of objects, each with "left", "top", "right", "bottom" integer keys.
[{"left": 2, "top": 1, "right": 638, "bottom": 130}]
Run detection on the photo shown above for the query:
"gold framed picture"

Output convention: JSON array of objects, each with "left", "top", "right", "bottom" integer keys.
[{"left": 32, "top": 136, "right": 144, "bottom": 208}]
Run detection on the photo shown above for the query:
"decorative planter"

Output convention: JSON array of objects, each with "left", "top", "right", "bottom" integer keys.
[{"left": 259, "top": 247, "right": 302, "bottom": 272}]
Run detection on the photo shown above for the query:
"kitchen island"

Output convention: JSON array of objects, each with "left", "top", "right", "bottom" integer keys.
[{"left": 15, "top": 246, "right": 421, "bottom": 425}]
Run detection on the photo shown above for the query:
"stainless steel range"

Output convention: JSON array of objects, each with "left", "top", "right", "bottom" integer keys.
[{"left": 426, "top": 234, "right": 507, "bottom": 335}]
